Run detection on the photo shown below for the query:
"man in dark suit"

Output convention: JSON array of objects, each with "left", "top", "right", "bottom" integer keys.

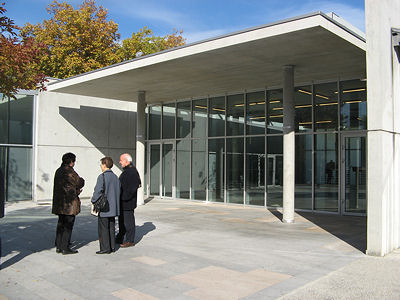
[
  {"left": 52, "top": 153, "right": 85, "bottom": 255},
  {"left": 116, "top": 153, "right": 141, "bottom": 248}
]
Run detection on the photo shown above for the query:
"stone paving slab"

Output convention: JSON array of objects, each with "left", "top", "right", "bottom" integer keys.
[{"left": 0, "top": 197, "right": 395, "bottom": 299}]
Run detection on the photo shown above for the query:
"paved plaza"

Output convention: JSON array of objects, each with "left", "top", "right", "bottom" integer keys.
[{"left": 0, "top": 198, "right": 399, "bottom": 299}]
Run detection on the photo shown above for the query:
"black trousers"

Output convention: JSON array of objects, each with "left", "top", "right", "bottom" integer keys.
[
  {"left": 98, "top": 216, "right": 116, "bottom": 251},
  {"left": 117, "top": 210, "right": 135, "bottom": 243},
  {"left": 55, "top": 214, "right": 75, "bottom": 251}
]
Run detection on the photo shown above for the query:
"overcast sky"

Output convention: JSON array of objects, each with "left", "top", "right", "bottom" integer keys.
[{"left": 5, "top": 0, "right": 365, "bottom": 43}]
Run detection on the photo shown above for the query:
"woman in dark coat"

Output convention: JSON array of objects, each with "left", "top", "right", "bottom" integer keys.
[
  {"left": 52, "top": 152, "right": 85, "bottom": 255},
  {"left": 91, "top": 157, "right": 120, "bottom": 254}
]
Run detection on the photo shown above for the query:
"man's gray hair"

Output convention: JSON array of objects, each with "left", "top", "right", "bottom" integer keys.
[{"left": 125, "top": 154, "right": 133, "bottom": 162}]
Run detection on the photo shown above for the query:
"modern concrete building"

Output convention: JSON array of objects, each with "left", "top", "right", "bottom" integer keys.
[{"left": 1, "top": 0, "right": 399, "bottom": 256}]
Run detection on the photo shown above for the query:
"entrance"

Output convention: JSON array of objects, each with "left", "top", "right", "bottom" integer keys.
[
  {"left": 148, "top": 142, "right": 175, "bottom": 197},
  {"left": 341, "top": 133, "right": 367, "bottom": 215}
]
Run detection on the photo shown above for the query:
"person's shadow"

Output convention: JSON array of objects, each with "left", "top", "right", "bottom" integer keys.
[
  {"left": 0, "top": 205, "right": 98, "bottom": 270},
  {"left": 134, "top": 222, "right": 156, "bottom": 244}
]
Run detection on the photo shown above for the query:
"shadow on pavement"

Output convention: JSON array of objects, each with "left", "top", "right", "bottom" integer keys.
[
  {"left": 267, "top": 208, "right": 366, "bottom": 253},
  {"left": 0, "top": 205, "right": 157, "bottom": 270}
]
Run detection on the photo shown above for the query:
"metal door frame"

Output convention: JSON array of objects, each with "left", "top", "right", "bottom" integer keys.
[
  {"left": 340, "top": 132, "right": 367, "bottom": 216},
  {"left": 147, "top": 141, "right": 175, "bottom": 198}
]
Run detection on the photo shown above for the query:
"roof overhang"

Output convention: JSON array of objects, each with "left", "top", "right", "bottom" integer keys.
[{"left": 48, "top": 12, "right": 366, "bottom": 104}]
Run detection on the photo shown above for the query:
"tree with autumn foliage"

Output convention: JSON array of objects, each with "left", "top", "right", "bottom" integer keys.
[
  {"left": 0, "top": 2, "right": 46, "bottom": 99},
  {"left": 21, "top": 0, "right": 121, "bottom": 79},
  {"left": 118, "top": 27, "right": 185, "bottom": 61},
  {"left": 21, "top": 0, "right": 186, "bottom": 79}
]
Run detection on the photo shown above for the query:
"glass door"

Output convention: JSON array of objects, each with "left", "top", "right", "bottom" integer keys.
[
  {"left": 341, "top": 133, "right": 367, "bottom": 215},
  {"left": 148, "top": 142, "right": 175, "bottom": 197},
  {"left": 149, "top": 144, "right": 161, "bottom": 196},
  {"left": 162, "top": 143, "right": 174, "bottom": 197}
]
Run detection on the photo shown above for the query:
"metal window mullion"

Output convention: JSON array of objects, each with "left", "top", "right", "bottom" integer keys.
[
  {"left": 190, "top": 99, "right": 193, "bottom": 200},
  {"left": 336, "top": 79, "right": 341, "bottom": 213},
  {"left": 265, "top": 88, "right": 268, "bottom": 207},
  {"left": 311, "top": 84, "right": 315, "bottom": 211},
  {"left": 243, "top": 92, "right": 247, "bottom": 205},
  {"left": 224, "top": 94, "right": 227, "bottom": 204},
  {"left": 206, "top": 96, "right": 210, "bottom": 203},
  {"left": 338, "top": 80, "right": 343, "bottom": 214}
]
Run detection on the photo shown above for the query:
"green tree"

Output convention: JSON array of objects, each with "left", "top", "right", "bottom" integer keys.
[
  {"left": 0, "top": 2, "right": 46, "bottom": 99},
  {"left": 21, "top": 0, "right": 121, "bottom": 79},
  {"left": 118, "top": 27, "right": 186, "bottom": 61}
]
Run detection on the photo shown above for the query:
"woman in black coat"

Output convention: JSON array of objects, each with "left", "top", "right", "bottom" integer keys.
[{"left": 91, "top": 157, "right": 120, "bottom": 254}]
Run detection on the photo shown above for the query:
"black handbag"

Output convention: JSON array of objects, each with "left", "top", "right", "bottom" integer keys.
[{"left": 93, "top": 173, "right": 109, "bottom": 213}]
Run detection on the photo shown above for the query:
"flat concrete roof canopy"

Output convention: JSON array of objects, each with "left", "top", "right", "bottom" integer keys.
[{"left": 48, "top": 12, "right": 366, "bottom": 104}]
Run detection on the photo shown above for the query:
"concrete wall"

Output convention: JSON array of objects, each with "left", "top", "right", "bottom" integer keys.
[
  {"left": 366, "top": 0, "right": 400, "bottom": 256},
  {"left": 34, "top": 91, "right": 137, "bottom": 202}
]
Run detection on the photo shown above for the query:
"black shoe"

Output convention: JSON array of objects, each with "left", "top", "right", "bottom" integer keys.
[
  {"left": 62, "top": 248, "right": 78, "bottom": 255},
  {"left": 115, "top": 237, "right": 123, "bottom": 244},
  {"left": 96, "top": 250, "right": 111, "bottom": 254},
  {"left": 56, "top": 248, "right": 62, "bottom": 253}
]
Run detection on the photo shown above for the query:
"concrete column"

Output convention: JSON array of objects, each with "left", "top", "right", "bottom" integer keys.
[
  {"left": 282, "top": 65, "right": 295, "bottom": 223},
  {"left": 366, "top": 0, "right": 400, "bottom": 256},
  {"left": 136, "top": 91, "right": 146, "bottom": 206}
]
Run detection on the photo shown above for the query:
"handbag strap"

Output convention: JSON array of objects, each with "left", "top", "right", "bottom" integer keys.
[{"left": 102, "top": 172, "right": 106, "bottom": 194}]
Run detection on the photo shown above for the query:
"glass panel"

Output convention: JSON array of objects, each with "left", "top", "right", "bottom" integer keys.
[
  {"left": 0, "top": 96, "right": 8, "bottom": 144},
  {"left": 150, "top": 144, "right": 160, "bottom": 195},
  {"left": 208, "top": 96, "right": 225, "bottom": 137},
  {"left": 340, "top": 79, "right": 367, "bottom": 130},
  {"left": 9, "top": 95, "right": 33, "bottom": 144},
  {"left": 344, "top": 136, "right": 366, "bottom": 214},
  {"left": 144, "top": 142, "right": 147, "bottom": 195},
  {"left": 295, "top": 134, "right": 313, "bottom": 209},
  {"left": 162, "top": 103, "right": 175, "bottom": 139},
  {"left": 162, "top": 143, "right": 173, "bottom": 197},
  {"left": 149, "top": 106, "right": 161, "bottom": 140},
  {"left": 227, "top": 94, "right": 244, "bottom": 136},
  {"left": 267, "top": 89, "right": 283, "bottom": 134},
  {"left": 176, "top": 139, "right": 190, "bottom": 198},
  {"left": 7, "top": 147, "right": 32, "bottom": 201},
  {"left": 246, "top": 91, "right": 265, "bottom": 135},
  {"left": 208, "top": 138, "right": 224, "bottom": 202},
  {"left": 192, "top": 99, "right": 207, "bottom": 138},
  {"left": 314, "top": 133, "right": 338, "bottom": 212},
  {"left": 192, "top": 139, "right": 206, "bottom": 200},
  {"left": 267, "top": 136, "right": 283, "bottom": 207},
  {"left": 177, "top": 101, "right": 191, "bottom": 139},
  {"left": 245, "top": 136, "right": 265, "bottom": 206},
  {"left": 314, "top": 82, "right": 338, "bottom": 132},
  {"left": 295, "top": 86, "right": 312, "bottom": 132},
  {"left": 226, "top": 137, "right": 243, "bottom": 204}
]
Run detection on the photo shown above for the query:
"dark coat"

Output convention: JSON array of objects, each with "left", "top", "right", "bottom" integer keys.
[
  {"left": 119, "top": 164, "right": 141, "bottom": 211},
  {"left": 52, "top": 164, "right": 85, "bottom": 216},
  {"left": 91, "top": 169, "right": 120, "bottom": 218}
]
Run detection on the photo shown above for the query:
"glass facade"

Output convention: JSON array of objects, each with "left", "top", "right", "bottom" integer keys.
[
  {"left": 0, "top": 93, "right": 34, "bottom": 201},
  {"left": 146, "top": 78, "right": 367, "bottom": 214}
]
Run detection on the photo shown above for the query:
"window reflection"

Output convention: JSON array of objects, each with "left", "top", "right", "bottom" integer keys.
[
  {"left": 209, "top": 96, "right": 225, "bottom": 137},
  {"left": 0, "top": 96, "right": 8, "bottom": 144},
  {"left": 314, "top": 82, "right": 338, "bottom": 132},
  {"left": 176, "top": 139, "right": 190, "bottom": 198},
  {"left": 192, "top": 99, "right": 207, "bottom": 138},
  {"left": 245, "top": 136, "right": 265, "bottom": 206},
  {"left": 267, "top": 89, "right": 283, "bottom": 134},
  {"left": 295, "top": 86, "right": 312, "bottom": 132},
  {"left": 177, "top": 101, "right": 191, "bottom": 138},
  {"left": 340, "top": 80, "right": 367, "bottom": 130},
  {"left": 149, "top": 106, "right": 161, "bottom": 140},
  {"left": 267, "top": 135, "right": 283, "bottom": 207},
  {"left": 208, "top": 138, "right": 224, "bottom": 202},
  {"left": 295, "top": 135, "right": 312, "bottom": 209},
  {"left": 192, "top": 139, "right": 207, "bottom": 200},
  {"left": 227, "top": 94, "right": 244, "bottom": 136},
  {"left": 162, "top": 103, "right": 175, "bottom": 139},
  {"left": 226, "top": 137, "right": 244, "bottom": 204},
  {"left": 246, "top": 91, "right": 265, "bottom": 135},
  {"left": 314, "top": 133, "right": 338, "bottom": 212}
]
